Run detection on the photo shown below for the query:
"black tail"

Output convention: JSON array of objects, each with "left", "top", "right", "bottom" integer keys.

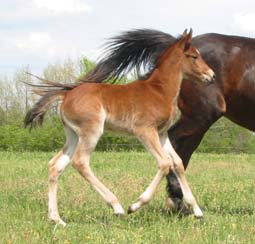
[
  {"left": 24, "top": 73, "right": 75, "bottom": 129},
  {"left": 80, "top": 29, "right": 176, "bottom": 83}
]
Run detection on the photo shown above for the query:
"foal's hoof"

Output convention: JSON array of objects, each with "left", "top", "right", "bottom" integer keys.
[
  {"left": 193, "top": 206, "right": 204, "bottom": 219},
  {"left": 195, "top": 215, "right": 204, "bottom": 220},
  {"left": 127, "top": 206, "right": 134, "bottom": 214},
  {"left": 114, "top": 213, "right": 125, "bottom": 219},
  {"left": 194, "top": 214, "right": 204, "bottom": 223},
  {"left": 128, "top": 202, "right": 141, "bottom": 214},
  {"left": 194, "top": 212, "right": 204, "bottom": 220},
  {"left": 49, "top": 217, "right": 66, "bottom": 227}
]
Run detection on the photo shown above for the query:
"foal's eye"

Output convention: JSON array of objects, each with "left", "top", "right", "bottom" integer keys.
[{"left": 185, "top": 54, "right": 198, "bottom": 60}]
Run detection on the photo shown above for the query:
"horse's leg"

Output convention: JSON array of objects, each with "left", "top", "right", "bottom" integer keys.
[
  {"left": 166, "top": 118, "right": 210, "bottom": 211},
  {"left": 161, "top": 134, "right": 203, "bottom": 217},
  {"left": 128, "top": 128, "right": 172, "bottom": 214},
  {"left": 166, "top": 85, "right": 226, "bottom": 211},
  {"left": 48, "top": 127, "right": 78, "bottom": 226},
  {"left": 72, "top": 128, "right": 125, "bottom": 216}
]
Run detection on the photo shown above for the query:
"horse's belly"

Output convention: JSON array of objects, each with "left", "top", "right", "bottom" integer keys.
[{"left": 226, "top": 92, "right": 255, "bottom": 131}]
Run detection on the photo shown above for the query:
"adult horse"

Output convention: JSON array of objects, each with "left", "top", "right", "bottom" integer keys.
[
  {"left": 25, "top": 30, "right": 214, "bottom": 225},
  {"left": 79, "top": 29, "right": 255, "bottom": 211}
]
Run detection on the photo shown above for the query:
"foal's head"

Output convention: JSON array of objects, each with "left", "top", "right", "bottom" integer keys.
[{"left": 177, "top": 29, "right": 215, "bottom": 83}]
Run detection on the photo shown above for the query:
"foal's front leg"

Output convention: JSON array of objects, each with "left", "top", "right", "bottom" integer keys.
[
  {"left": 128, "top": 128, "right": 172, "bottom": 213},
  {"left": 160, "top": 135, "right": 203, "bottom": 218}
]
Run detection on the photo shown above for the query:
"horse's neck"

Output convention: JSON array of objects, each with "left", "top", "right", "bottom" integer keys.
[{"left": 149, "top": 52, "right": 183, "bottom": 96}]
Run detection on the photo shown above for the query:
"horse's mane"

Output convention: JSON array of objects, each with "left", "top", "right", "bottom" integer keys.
[
  {"left": 80, "top": 29, "right": 176, "bottom": 83},
  {"left": 25, "top": 29, "right": 177, "bottom": 101}
]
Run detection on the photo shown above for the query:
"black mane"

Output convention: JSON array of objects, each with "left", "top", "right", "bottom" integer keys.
[{"left": 80, "top": 29, "right": 176, "bottom": 83}]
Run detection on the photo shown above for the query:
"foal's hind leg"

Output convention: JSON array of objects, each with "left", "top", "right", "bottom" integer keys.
[
  {"left": 48, "top": 127, "right": 78, "bottom": 226},
  {"left": 128, "top": 128, "right": 172, "bottom": 213},
  {"left": 160, "top": 135, "right": 203, "bottom": 218},
  {"left": 72, "top": 129, "right": 125, "bottom": 216}
]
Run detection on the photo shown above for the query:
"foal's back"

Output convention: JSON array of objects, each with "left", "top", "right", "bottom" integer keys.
[{"left": 61, "top": 72, "right": 173, "bottom": 134}]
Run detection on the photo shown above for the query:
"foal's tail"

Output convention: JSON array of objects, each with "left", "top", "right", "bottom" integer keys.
[{"left": 24, "top": 73, "right": 76, "bottom": 129}]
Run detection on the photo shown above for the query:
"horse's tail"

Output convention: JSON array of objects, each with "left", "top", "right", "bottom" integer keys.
[
  {"left": 24, "top": 73, "right": 76, "bottom": 129},
  {"left": 80, "top": 29, "right": 176, "bottom": 83}
]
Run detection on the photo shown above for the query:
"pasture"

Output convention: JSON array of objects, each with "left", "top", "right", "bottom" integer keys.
[{"left": 0, "top": 151, "right": 255, "bottom": 243}]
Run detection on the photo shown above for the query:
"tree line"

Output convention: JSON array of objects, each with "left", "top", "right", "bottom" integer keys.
[{"left": 0, "top": 57, "right": 254, "bottom": 153}]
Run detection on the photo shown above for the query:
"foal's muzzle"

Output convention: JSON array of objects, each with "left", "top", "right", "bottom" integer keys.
[{"left": 202, "top": 70, "right": 216, "bottom": 84}]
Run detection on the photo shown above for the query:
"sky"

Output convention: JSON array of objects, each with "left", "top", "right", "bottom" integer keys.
[{"left": 1, "top": 0, "right": 255, "bottom": 75}]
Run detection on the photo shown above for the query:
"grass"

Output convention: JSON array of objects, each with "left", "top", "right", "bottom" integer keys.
[{"left": 0, "top": 151, "right": 255, "bottom": 243}]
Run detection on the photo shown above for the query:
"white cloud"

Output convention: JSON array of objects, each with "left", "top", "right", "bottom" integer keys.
[
  {"left": 234, "top": 13, "right": 255, "bottom": 34},
  {"left": 1, "top": 30, "right": 85, "bottom": 70},
  {"left": 2, "top": 0, "right": 255, "bottom": 75},
  {"left": 33, "top": 0, "right": 92, "bottom": 14},
  {"left": 14, "top": 32, "right": 51, "bottom": 51}
]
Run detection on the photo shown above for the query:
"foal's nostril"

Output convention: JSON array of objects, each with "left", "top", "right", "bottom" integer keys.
[{"left": 203, "top": 72, "right": 215, "bottom": 84}]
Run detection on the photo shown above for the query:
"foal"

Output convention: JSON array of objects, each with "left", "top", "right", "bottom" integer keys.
[{"left": 25, "top": 30, "right": 214, "bottom": 226}]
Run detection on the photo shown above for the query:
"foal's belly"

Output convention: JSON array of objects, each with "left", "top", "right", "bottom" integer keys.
[
  {"left": 104, "top": 121, "right": 134, "bottom": 135},
  {"left": 157, "top": 116, "right": 175, "bottom": 135},
  {"left": 104, "top": 101, "right": 178, "bottom": 136}
]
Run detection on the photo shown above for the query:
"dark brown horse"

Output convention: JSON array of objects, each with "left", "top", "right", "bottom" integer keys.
[{"left": 79, "top": 29, "right": 255, "bottom": 211}]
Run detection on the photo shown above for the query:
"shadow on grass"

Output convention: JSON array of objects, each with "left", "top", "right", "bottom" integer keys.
[
  {"left": 59, "top": 203, "right": 211, "bottom": 227},
  {"left": 208, "top": 206, "right": 254, "bottom": 216}
]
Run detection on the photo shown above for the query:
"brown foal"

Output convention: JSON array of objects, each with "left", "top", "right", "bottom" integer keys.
[{"left": 25, "top": 29, "right": 214, "bottom": 226}]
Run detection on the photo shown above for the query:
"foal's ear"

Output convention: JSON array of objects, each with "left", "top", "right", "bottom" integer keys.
[
  {"left": 186, "top": 28, "right": 193, "bottom": 43},
  {"left": 184, "top": 28, "right": 193, "bottom": 51},
  {"left": 182, "top": 29, "right": 188, "bottom": 37},
  {"left": 179, "top": 28, "right": 193, "bottom": 51}
]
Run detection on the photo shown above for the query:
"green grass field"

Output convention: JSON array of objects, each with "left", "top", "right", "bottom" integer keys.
[{"left": 0, "top": 151, "right": 255, "bottom": 244}]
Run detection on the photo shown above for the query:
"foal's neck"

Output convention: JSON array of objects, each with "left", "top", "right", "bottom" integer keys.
[{"left": 149, "top": 47, "right": 184, "bottom": 95}]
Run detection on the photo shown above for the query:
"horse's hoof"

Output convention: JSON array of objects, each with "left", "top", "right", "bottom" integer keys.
[
  {"left": 165, "top": 197, "right": 176, "bottom": 211},
  {"left": 166, "top": 197, "right": 191, "bottom": 215}
]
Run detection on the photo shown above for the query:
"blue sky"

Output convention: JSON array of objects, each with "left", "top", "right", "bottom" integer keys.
[{"left": 1, "top": 0, "right": 255, "bottom": 75}]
